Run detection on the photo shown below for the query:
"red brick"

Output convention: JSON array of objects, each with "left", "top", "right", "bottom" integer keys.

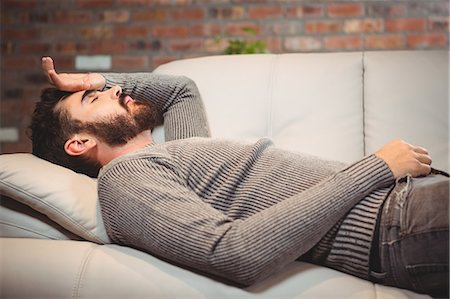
[
  {"left": 0, "top": 138, "right": 21, "bottom": 152},
  {"left": 3, "top": 28, "right": 39, "bottom": 40},
  {"left": 305, "top": 21, "right": 341, "bottom": 33},
  {"left": 40, "top": 27, "right": 74, "bottom": 40},
  {"left": 152, "top": 56, "right": 178, "bottom": 68},
  {"left": 344, "top": 19, "right": 383, "bottom": 33},
  {"left": 1, "top": 0, "right": 36, "bottom": 9},
  {"left": 327, "top": 4, "right": 363, "bottom": 17},
  {"left": 287, "top": 5, "right": 323, "bottom": 18},
  {"left": 89, "top": 41, "right": 127, "bottom": 54},
  {"left": 407, "top": 33, "right": 448, "bottom": 48},
  {"left": 1, "top": 141, "right": 31, "bottom": 154},
  {"left": 169, "top": 39, "right": 203, "bottom": 52},
  {"left": 272, "top": 23, "right": 303, "bottom": 35},
  {"left": 53, "top": 11, "right": 93, "bottom": 24},
  {"left": 112, "top": 56, "right": 149, "bottom": 69},
  {"left": 302, "top": 5, "right": 324, "bottom": 17},
  {"left": 365, "top": 35, "right": 405, "bottom": 49},
  {"left": 385, "top": 19, "right": 426, "bottom": 32},
  {"left": 115, "top": 26, "right": 149, "bottom": 38},
  {"left": 225, "top": 23, "right": 261, "bottom": 36},
  {"left": 80, "top": 27, "right": 114, "bottom": 39},
  {"left": 284, "top": 37, "right": 322, "bottom": 52},
  {"left": 266, "top": 37, "right": 282, "bottom": 53},
  {"left": 429, "top": 18, "right": 450, "bottom": 31},
  {"left": 100, "top": 10, "right": 130, "bottom": 23},
  {"left": 2, "top": 56, "right": 38, "bottom": 70},
  {"left": 56, "top": 42, "right": 89, "bottom": 55},
  {"left": 367, "top": 4, "right": 405, "bottom": 17},
  {"left": 43, "top": 56, "right": 74, "bottom": 71},
  {"left": 324, "top": 36, "right": 363, "bottom": 50},
  {"left": 18, "top": 42, "right": 51, "bottom": 54},
  {"left": 153, "top": 25, "right": 189, "bottom": 38},
  {"left": 3, "top": 11, "right": 50, "bottom": 24},
  {"left": 204, "top": 38, "right": 228, "bottom": 53},
  {"left": 133, "top": 10, "right": 167, "bottom": 22},
  {"left": 190, "top": 24, "right": 222, "bottom": 37},
  {"left": 1, "top": 41, "right": 14, "bottom": 55},
  {"left": 170, "top": 8, "right": 205, "bottom": 20},
  {"left": 0, "top": 72, "right": 18, "bottom": 87},
  {"left": 117, "top": 0, "right": 153, "bottom": 5},
  {"left": 77, "top": 0, "right": 114, "bottom": 8},
  {"left": 248, "top": 6, "right": 282, "bottom": 19},
  {"left": 408, "top": 2, "right": 449, "bottom": 16},
  {"left": 209, "top": 7, "right": 245, "bottom": 19},
  {"left": 129, "top": 40, "right": 162, "bottom": 51}
]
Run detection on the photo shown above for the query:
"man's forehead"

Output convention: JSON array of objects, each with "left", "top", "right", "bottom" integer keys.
[{"left": 55, "top": 90, "right": 85, "bottom": 111}]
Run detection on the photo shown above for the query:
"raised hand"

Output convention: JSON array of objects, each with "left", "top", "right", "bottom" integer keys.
[
  {"left": 375, "top": 139, "right": 432, "bottom": 178},
  {"left": 41, "top": 57, "right": 105, "bottom": 92}
]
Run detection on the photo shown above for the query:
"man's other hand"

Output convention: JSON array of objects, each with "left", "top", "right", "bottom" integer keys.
[
  {"left": 375, "top": 139, "right": 432, "bottom": 179},
  {"left": 42, "top": 57, "right": 105, "bottom": 92}
]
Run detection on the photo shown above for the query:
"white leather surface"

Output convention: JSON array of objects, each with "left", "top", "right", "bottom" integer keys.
[
  {"left": 0, "top": 238, "right": 429, "bottom": 299},
  {"left": 0, "top": 153, "right": 110, "bottom": 244},
  {"left": 271, "top": 53, "right": 364, "bottom": 163},
  {"left": 364, "top": 51, "right": 449, "bottom": 171},
  {"left": 154, "top": 54, "right": 276, "bottom": 144},
  {"left": 155, "top": 53, "right": 365, "bottom": 163},
  {"left": 0, "top": 196, "right": 78, "bottom": 240}
]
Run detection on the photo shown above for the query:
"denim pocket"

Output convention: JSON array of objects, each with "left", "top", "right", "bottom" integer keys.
[{"left": 406, "top": 263, "right": 449, "bottom": 294}]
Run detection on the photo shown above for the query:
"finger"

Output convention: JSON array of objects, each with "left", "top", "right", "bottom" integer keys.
[
  {"left": 47, "top": 70, "right": 73, "bottom": 91},
  {"left": 48, "top": 70, "right": 88, "bottom": 91},
  {"left": 41, "top": 57, "right": 55, "bottom": 84},
  {"left": 82, "top": 77, "right": 92, "bottom": 90},
  {"left": 413, "top": 146, "right": 429, "bottom": 155},
  {"left": 417, "top": 153, "right": 432, "bottom": 165},
  {"left": 418, "top": 163, "right": 432, "bottom": 177}
]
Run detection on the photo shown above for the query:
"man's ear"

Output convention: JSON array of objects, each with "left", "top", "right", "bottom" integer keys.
[{"left": 64, "top": 134, "right": 97, "bottom": 157}]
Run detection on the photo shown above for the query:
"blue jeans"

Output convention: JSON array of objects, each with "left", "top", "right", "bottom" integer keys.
[{"left": 372, "top": 171, "right": 449, "bottom": 298}]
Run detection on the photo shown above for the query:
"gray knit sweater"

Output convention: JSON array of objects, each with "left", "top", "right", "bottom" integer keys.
[{"left": 98, "top": 73, "right": 394, "bottom": 286}]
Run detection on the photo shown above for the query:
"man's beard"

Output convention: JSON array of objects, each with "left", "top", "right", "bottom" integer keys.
[{"left": 82, "top": 98, "right": 160, "bottom": 146}]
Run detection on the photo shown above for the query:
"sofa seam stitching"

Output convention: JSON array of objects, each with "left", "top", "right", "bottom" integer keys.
[
  {"left": 0, "top": 181, "right": 105, "bottom": 244},
  {"left": 362, "top": 51, "right": 367, "bottom": 156},
  {"left": 0, "top": 220, "right": 65, "bottom": 239},
  {"left": 72, "top": 245, "right": 99, "bottom": 299}
]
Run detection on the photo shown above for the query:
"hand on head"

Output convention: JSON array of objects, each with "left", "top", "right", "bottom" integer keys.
[
  {"left": 375, "top": 139, "right": 432, "bottom": 178},
  {"left": 41, "top": 57, "right": 105, "bottom": 92}
]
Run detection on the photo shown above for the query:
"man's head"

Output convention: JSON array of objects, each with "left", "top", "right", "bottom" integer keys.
[{"left": 30, "top": 86, "right": 160, "bottom": 177}]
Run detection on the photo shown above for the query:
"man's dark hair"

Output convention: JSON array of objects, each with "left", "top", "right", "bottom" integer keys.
[{"left": 29, "top": 88, "right": 102, "bottom": 177}]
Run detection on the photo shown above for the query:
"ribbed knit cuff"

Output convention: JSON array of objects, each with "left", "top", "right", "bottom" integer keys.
[
  {"left": 101, "top": 73, "right": 136, "bottom": 94},
  {"left": 342, "top": 155, "right": 394, "bottom": 191}
]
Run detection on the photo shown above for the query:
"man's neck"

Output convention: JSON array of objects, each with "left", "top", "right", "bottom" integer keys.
[{"left": 97, "top": 130, "right": 153, "bottom": 166}]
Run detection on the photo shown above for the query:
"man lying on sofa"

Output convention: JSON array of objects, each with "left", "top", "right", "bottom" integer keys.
[{"left": 31, "top": 57, "right": 448, "bottom": 297}]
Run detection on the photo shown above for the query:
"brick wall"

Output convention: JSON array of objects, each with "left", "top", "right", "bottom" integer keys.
[{"left": 1, "top": 0, "right": 449, "bottom": 153}]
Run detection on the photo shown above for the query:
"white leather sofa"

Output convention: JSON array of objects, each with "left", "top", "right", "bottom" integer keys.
[{"left": 1, "top": 51, "right": 448, "bottom": 298}]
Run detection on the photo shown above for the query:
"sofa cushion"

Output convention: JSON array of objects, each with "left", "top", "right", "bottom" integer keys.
[
  {"left": 270, "top": 52, "right": 364, "bottom": 163},
  {"left": 0, "top": 153, "right": 110, "bottom": 243},
  {"left": 154, "top": 54, "right": 276, "bottom": 144},
  {"left": 364, "top": 50, "right": 449, "bottom": 171},
  {"left": 154, "top": 53, "right": 365, "bottom": 164},
  {"left": 0, "top": 195, "right": 80, "bottom": 240},
  {"left": 1, "top": 238, "right": 430, "bottom": 299}
]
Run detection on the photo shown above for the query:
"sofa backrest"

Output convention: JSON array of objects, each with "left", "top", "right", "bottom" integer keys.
[
  {"left": 363, "top": 51, "right": 448, "bottom": 172},
  {"left": 154, "top": 51, "right": 449, "bottom": 171}
]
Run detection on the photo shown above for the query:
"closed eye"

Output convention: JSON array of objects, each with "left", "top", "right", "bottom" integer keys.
[{"left": 91, "top": 96, "right": 99, "bottom": 103}]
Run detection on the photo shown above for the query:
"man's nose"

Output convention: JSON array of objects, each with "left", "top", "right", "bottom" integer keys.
[{"left": 110, "top": 85, "right": 122, "bottom": 100}]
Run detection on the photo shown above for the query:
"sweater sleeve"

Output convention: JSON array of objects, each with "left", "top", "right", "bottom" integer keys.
[
  {"left": 98, "top": 154, "right": 394, "bottom": 286},
  {"left": 101, "top": 73, "right": 211, "bottom": 140}
]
